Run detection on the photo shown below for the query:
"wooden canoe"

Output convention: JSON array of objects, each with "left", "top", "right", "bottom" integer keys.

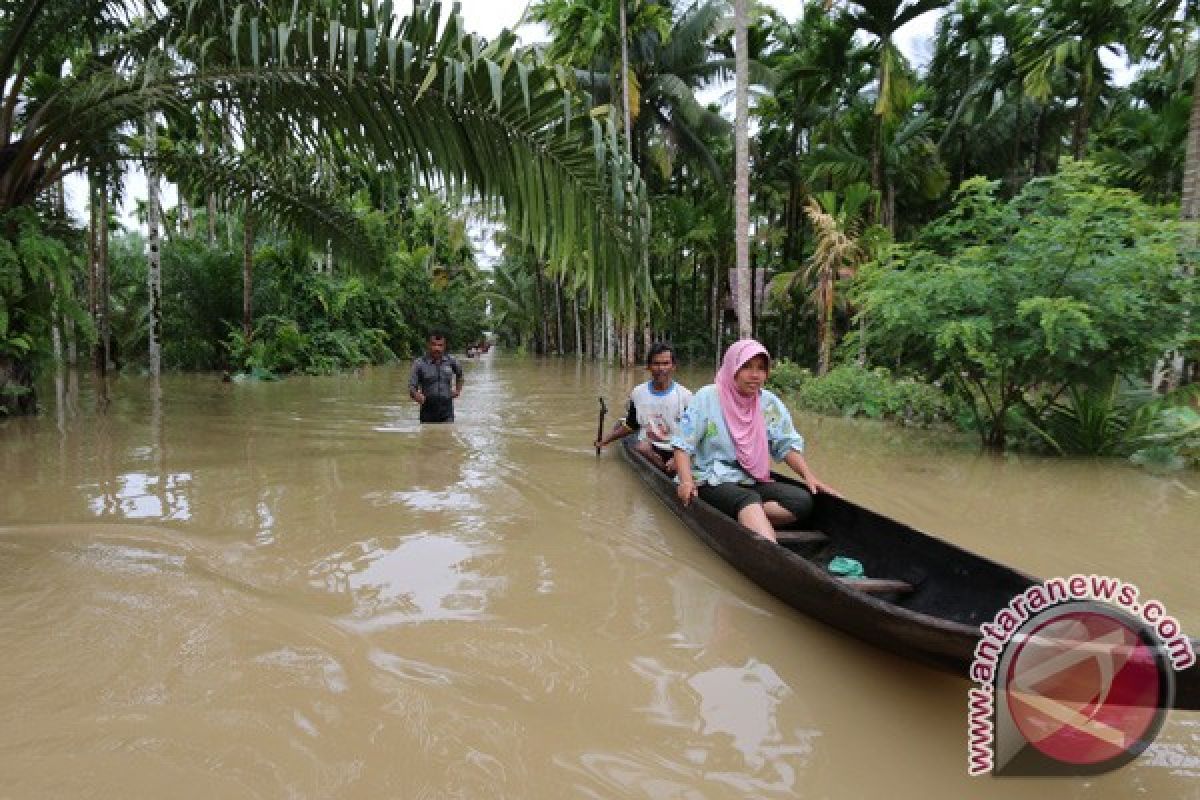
[{"left": 621, "top": 439, "right": 1200, "bottom": 710}]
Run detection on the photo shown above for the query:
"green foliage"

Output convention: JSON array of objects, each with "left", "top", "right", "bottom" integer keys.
[
  {"left": 1130, "top": 387, "right": 1200, "bottom": 471},
  {"left": 0, "top": 208, "right": 86, "bottom": 413},
  {"left": 765, "top": 357, "right": 810, "bottom": 393},
  {"left": 855, "top": 162, "right": 1191, "bottom": 449},
  {"left": 1015, "top": 380, "right": 1156, "bottom": 456},
  {"left": 771, "top": 361, "right": 962, "bottom": 426},
  {"left": 220, "top": 235, "right": 484, "bottom": 377}
]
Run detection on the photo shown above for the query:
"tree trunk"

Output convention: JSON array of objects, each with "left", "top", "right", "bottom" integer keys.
[
  {"left": 1008, "top": 96, "right": 1024, "bottom": 191},
  {"left": 671, "top": 252, "right": 680, "bottom": 340},
  {"left": 885, "top": 180, "right": 896, "bottom": 236},
  {"left": 146, "top": 114, "right": 163, "bottom": 378},
  {"left": 691, "top": 249, "right": 700, "bottom": 336},
  {"left": 554, "top": 277, "right": 564, "bottom": 355},
  {"left": 712, "top": 259, "right": 721, "bottom": 366},
  {"left": 605, "top": 299, "right": 615, "bottom": 363},
  {"left": 99, "top": 185, "right": 110, "bottom": 371},
  {"left": 533, "top": 259, "right": 547, "bottom": 355},
  {"left": 243, "top": 198, "right": 254, "bottom": 341},
  {"left": 1071, "top": 66, "right": 1092, "bottom": 160},
  {"left": 203, "top": 107, "right": 218, "bottom": 246},
  {"left": 1155, "top": 50, "right": 1200, "bottom": 392},
  {"left": 1032, "top": 104, "right": 1047, "bottom": 176},
  {"left": 1181, "top": 52, "right": 1200, "bottom": 227},
  {"left": 732, "top": 0, "right": 752, "bottom": 339},
  {"left": 573, "top": 290, "right": 582, "bottom": 358},
  {"left": 750, "top": 245, "right": 758, "bottom": 340},
  {"left": 619, "top": 0, "right": 633, "bottom": 147}
]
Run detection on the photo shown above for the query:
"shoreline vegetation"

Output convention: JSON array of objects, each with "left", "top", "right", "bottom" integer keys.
[{"left": 2, "top": 1, "right": 1196, "bottom": 471}]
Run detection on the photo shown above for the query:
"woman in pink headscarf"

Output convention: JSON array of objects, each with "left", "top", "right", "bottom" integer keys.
[{"left": 669, "top": 339, "right": 839, "bottom": 542}]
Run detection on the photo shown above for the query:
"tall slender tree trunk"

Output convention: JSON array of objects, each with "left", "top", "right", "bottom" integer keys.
[
  {"left": 99, "top": 185, "right": 110, "bottom": 371},
  {"left": 243, "top": 198, "right": 254, "bottom": 341},
  {"left": 202, "top": 108, "right": 217, "bottom": 246},
  {"left": 711, "top": 260, "right": 721, "bottom": 366},
  {"left": 1008, "top": 96, "right": 1024, "bottom": 190},
  {"left": 691, "top": 250, "right": 700, "bottom": 333},
  {"left": 554, "top": 277, "right": 564, "bottom": 355},
  {"left": 573, "top": 290, "right": 582, "bottom": 358},
  {"left": 533, "top": 259, "right": 547, "bottom": 355},
  {"left": 146, "top": 115, "right": 163, "bottom": 378},
  {"left": 750, "top": 245, "right": 758, "bottom": 340},
  {"left": 1071, "top": 65, "right": 1092, "bottom": 160},
  {"left": 732, "top": 0, "right": 752, "bottom": 339},
  {"left": 1032, "top": 104, "right": 1047, "bottom": 176},
  {"left": 1155, "top": 50, "right": 1200, "bottom": 391},
  {"left": 605, "top": 292, "right": 615, "bottom": 363},
  {"left": 619, "top": 0, "right": 633, "bottom": 146},
  {"left": 1181, "top": 53, "right": 1200, "bottom": 227},
  {"left": 672, "top": 253, "right": 680, "bottom": 339}
]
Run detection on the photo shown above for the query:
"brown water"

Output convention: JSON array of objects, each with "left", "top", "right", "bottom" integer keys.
[{"left": 1, "top": 355, "right": 1197, "bottom": 798}]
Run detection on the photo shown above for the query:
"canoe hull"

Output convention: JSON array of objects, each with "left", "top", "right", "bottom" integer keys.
[{"left": 621, "top": 439, "right": 1200, "bottom": 710}]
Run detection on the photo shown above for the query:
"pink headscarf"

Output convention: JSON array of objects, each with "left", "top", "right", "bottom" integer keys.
[{"left": 716, "top": 339, "right": 771, "bottom": 482}]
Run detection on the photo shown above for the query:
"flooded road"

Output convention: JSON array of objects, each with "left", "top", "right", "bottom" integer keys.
[{"left": 1, "top": 355, "right": 1198, "bottom": 797}]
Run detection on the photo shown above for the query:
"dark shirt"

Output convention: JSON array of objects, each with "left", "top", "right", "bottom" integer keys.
[
  {"left": 409, "top": 354, "right": 462, "bottom": 423},
  {"left": 409, "top": 354, "right": 463, "bottom": 400}
]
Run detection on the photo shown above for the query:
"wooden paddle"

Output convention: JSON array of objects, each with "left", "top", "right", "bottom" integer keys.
[{"left": 595, "top": 396, "right": 607, "bottom": 456}]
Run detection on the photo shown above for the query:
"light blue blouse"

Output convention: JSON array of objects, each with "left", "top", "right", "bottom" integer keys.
[{"left": 669, "top": 385, "right": 805, "bottom": 485}]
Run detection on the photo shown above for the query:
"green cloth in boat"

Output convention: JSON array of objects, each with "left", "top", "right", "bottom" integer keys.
[{"left": 828, "top": 556, "right": 864, "bottom": 578}]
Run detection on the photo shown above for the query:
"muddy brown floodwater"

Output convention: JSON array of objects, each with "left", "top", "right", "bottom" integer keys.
[{"left": 1, "top": 354, "right": 1197, "bottom": 797}]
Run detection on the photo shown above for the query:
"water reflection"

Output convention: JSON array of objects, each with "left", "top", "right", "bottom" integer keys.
[
  {"left": 85, "top": 471, "right": 193, "bottom": 521},
  {"left": 311, "top": 533, "right": 502, "bottom": 631}
]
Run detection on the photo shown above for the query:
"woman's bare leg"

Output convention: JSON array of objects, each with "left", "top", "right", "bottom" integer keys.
[
  {"left": 737, "top": 503, "right": 778, "bottom": 542},
  {"left": 762, "top": 501, "right": 796, "bottom": 527}
]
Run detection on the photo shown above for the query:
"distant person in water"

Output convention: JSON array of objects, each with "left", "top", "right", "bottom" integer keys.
[
  {"left": 409, "top": 332, "right": 464, "bottom": 423},
  {"left": 595, "top": 342, "right": 693, "bottom": 473},
  {"left": 671, "top": 339, "right": 839, "bottom": 543}
]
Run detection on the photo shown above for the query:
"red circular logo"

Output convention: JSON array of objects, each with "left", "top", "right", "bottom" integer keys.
[{"left": 1003, "top": 604, "right": 1169, "bottom": 769}]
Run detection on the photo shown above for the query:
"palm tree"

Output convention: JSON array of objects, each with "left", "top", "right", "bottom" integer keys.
[
  {"left": 1018, "top": 0, "right": 1138, "bottom": 160},
  {"left": 733, "top": 0, "right": 752, "bottom": 338},
  {"left": 808, "top": 84, "right": 948, "bottom": 235},
  {"left": 773, "top": 183, "right": 878, "bottom": 375},
  {"left": 843, "top": 0, "right": 949, "bottom": 219}
]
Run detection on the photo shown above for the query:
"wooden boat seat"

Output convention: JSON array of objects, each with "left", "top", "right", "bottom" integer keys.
[
  {"left": 775, "top": 530, "right": 829, "bottom": 546},
  {"left": 841, "top": 577, "right": 915, "bottom": 595}
]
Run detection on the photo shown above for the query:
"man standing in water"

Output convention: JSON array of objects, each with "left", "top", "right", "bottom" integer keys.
[
  {"left": 409, "top": 332, "right": 464, "bottom": 423},
  {"left": 595, "top": 342, "right": 692, "bottom": 472}
]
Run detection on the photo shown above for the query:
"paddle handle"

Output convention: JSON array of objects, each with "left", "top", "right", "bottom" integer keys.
[{"left": 595, "top": 397, "right": 608, "bottom": 456}]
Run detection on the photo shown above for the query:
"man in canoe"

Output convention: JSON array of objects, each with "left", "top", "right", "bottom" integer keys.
[
  {"left": 594, "top": 342, "right": 693, "bottom": 473},
  {"left": 409, "top": 331, "right": 464, "bottom": 423},
  {"left": 671, "top": 339, "right": 839, "bottom": 543}
]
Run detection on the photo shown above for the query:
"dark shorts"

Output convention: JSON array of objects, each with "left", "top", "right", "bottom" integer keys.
[
  {"left": 698, "top": 480, "right": 814, "bottom": 522},
  {"left": 419, "top": 395, "right": 454, "bottom": 423}
]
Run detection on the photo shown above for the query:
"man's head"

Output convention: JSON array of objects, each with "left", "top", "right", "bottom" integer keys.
[
  {"left": 427, "top": 331, "right": 447, "bottom": 359},
  {"left": 646, "top": 342, "right": 676, "bottom": 388}
]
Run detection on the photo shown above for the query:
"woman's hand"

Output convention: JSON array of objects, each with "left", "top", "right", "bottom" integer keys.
[
  {"left": 805, "top": 475, "right": 842, "bottom": 498},
  {"left": 677, "top": 478, "right": 698, "bottom": 507}
]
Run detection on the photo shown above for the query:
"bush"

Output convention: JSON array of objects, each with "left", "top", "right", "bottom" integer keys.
[
  {"left": 775, "top": 363, "right": 962, "bottom": 427},
  {"left": 1130, "top": 391, "right": 1200, "bottom": 471},
  {"left": 766, "top": 358, "right": 809, "bottom": 393}
]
